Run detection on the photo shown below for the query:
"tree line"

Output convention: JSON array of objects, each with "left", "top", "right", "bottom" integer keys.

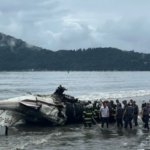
[{"left": 0, "top": 33, "right": 150, "bottom": 71}]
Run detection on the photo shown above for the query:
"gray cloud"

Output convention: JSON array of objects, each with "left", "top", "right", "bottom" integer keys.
[
  {"left": 0, "top": 0, "right": 150, "bottom": 53},
  {"left": 98, "top": 17, "right": 150, "bottom": 53}
]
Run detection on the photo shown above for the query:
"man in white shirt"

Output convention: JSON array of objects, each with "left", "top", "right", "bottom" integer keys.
[{"left": 99, "top": 101, "right": 109, "bottom": 128}]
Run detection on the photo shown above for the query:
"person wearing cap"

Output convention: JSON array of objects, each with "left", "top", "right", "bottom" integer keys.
[
  {"left": 132, "top": 101, "right": 139, "bottom": 126},
  {"left": 99, "top": 102, "right": 109, "bottom": 128},
  {"left": 141, "top": 103, "right": 150, "bottom": 130},
  {"left": 123, "top": 103, "right": 133, "bottom": 129},
  {"left": 116, "top": 103, "right": 124, "bottom": 127}
]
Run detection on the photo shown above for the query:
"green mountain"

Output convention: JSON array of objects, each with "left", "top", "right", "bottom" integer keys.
[{"left": 0, "top": 32, "right": 150, "bottom": 71}]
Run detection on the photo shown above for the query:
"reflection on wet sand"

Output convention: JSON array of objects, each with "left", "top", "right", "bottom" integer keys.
[{"left": 0, "top": 117, "right": 150, "bottom": 150}]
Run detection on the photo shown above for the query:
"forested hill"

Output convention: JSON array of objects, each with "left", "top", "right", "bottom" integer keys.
[{"left": 0, "top": 32, "right": 150, "bottom": 71}]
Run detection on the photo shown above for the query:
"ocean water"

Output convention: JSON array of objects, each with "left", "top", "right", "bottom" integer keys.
[{"left": 0, "top": 71, "right": 150, "bottom": 150}]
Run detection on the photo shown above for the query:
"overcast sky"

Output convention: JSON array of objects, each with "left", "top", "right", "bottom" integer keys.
[{"left": 0, "top": 0, "right": 150, "bottom": 53}]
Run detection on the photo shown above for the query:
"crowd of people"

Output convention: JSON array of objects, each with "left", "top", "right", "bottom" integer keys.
[{"left": 82, "top": 99, "right": 150, "bottom": 130}]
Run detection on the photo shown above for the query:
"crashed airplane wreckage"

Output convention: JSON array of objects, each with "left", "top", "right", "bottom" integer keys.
[{"left": 0, "top": 86, "right": 88, "bottom": 127}]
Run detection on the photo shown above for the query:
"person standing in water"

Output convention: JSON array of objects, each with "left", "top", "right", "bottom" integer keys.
[
  {"left": 116, "top": 103, "right": 124, "bottom": 127},
  {"left": 122, "top": 100, "right": 128, "bottom": 127},
  {"left": 99, "top": 101, "right": 109, "bottom": 128},
  {"left": 82, "top": 104, "right": 94, "bottom": 128},
  {"left": 141, "top": 103, "right": 150, "bottom": 130},
  {"left": 132, "top": 101, "right": 139, "bottom": 127},
  {"left": 123, "top": 103, "right": 133, "bottom": 129}
]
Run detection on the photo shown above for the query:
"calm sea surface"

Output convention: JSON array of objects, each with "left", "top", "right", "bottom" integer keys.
[{"left": 0, "top": 71, "right": 150, "bottom": 150}]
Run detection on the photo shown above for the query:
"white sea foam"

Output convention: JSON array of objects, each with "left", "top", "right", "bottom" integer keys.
[
  {"left": 123, "top": 143, "right": 128, "bottom": 147},
  {"left": 3, "top": 132, "right": 62, "bottom": 150},
  {"left": 77, "top": 90, "right": 150, "bottom": 101},
  {"left": 33, "top": 139, "right": 47, "bottom": 145},
  {"left": 1, "top": 142, "right": 28, "bottom": 150}
]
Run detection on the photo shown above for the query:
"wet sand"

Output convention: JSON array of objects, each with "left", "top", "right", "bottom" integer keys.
[{"left": 0, "top": 118, "right": 150, "bottom": 150}]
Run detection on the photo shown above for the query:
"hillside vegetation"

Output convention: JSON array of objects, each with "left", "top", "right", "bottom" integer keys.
[{"left": 0, "top": 32, "right": 150, "bottom": 71}]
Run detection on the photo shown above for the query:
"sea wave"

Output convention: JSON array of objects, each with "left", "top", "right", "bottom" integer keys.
[
  {"left": 0, "top": 132, "right": 62, "bottom": 150},
  {"left": 77, "top": 90, "right": 150, "bottom": 101}
]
